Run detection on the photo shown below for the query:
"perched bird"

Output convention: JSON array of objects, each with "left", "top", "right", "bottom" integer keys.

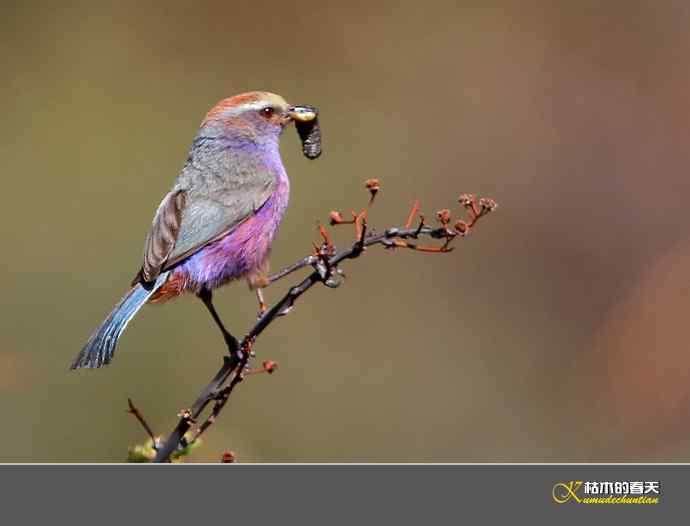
[{"left": 71, "top": 91, "right": 320, "bottom": 369}]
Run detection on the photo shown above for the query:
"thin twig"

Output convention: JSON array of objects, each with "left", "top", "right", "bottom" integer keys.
[
  {"left": 267, "top": 255, "right": 317, "bottom": 284},
  {"left": 127, "top": 398, "right": 159, "bottom": 449},
  {"left": 405, "top": 199, "right": 420, "bottom": 228}
]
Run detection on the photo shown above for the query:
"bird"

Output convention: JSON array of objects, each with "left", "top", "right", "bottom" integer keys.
[{"left": 71, "top": 91, "right": 320, "bottom": 369}]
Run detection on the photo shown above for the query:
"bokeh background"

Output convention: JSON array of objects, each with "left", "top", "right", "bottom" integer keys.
[{"left": 2, "top": 1, "right": 690, "bottom": 462}]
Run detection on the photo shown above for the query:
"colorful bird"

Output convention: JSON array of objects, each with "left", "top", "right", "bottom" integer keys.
[{"left": 71, "top": 91, "right": 320, "bottom": 369}]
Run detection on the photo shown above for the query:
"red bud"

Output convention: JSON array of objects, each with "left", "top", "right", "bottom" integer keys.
[
  {"left": 262, "top": 360, "right": 278, "bottom": 374},
  {"left": 436, "top": 209, "right": 451, "bottom": 224}
]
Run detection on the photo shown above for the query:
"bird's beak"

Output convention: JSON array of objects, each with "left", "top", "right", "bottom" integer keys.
[
  {"left": 289, "top": 104, "right": 322, "bottom": 159},
  {"left": 287, "top": 105, "right": 318, "bottom": 122}
]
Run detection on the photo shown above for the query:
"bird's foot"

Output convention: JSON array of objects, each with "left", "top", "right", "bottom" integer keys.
[{"left": 255, "top": 288, "right": 268, "bottom": 319}]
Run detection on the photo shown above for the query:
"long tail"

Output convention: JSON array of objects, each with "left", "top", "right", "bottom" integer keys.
[{"left": 71, "top": 272, "right": 169, "bottom": 369}]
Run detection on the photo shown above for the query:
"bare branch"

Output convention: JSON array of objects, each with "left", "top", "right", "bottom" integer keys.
[{"left": 137, "top": 181, "right": 497, "bottom": 462}]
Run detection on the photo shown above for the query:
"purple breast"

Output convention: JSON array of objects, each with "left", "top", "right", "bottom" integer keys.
[{"left": 172, "top": 182, "right": 289, "bottom": 292}]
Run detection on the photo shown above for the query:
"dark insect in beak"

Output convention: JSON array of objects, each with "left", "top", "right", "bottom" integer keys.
[
  {"left": 290, "top": 105, "right": 322, "bottom": 159},
  {"left": 297, "top": 117, "right": 321, "bottom": 159}
]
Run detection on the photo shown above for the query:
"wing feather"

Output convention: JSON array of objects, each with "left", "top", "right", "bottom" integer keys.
[
  {"left": 137, "top": 189, "right": 186, "bottom": 283},
  {"left": 133, "top": 167, "right": 276, "bottom": 285}
]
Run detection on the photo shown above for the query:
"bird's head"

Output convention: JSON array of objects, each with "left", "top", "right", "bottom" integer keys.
[{"left": 201, "top": 91, "right": 317, "bottom": 148}]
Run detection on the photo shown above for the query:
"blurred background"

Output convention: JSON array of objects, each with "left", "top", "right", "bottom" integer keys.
[{"left": 2, "top": 0, "right": 690, "bottom": 462}]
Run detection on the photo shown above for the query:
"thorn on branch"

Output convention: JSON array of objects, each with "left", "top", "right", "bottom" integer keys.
[
  {"left": 352, "top": 214, "right": 368, "bottom": 256},
  {"left": 405, "top": 199, "right": 420, "bottom": 229},
  {"left": 354, "top": 210, "right": 367, "bottom": 244},
  {"left": 414, "top": 215, "right": 425, "bottom": 238},
  {"left": 318, "top": 224, "right": 335, "bottom": 256}
]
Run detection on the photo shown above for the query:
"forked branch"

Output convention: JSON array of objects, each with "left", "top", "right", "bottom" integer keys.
[{"left": 125, "top": 180, "right": 497, "bottom": 462}]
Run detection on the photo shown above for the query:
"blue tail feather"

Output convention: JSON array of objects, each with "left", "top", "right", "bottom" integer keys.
[{"left": 71, "top": 272, "right": 169, "bottom": 369}]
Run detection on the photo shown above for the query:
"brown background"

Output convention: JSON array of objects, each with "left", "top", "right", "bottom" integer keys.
[{"left": 2, "top": 1, "right": 690, "bottom": 461}]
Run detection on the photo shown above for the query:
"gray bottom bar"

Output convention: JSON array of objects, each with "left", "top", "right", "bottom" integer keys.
[{"left": 0, "top": 465, "right": 679, "bottom": 524}]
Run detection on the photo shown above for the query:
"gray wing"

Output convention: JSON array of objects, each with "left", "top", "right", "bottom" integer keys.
[
  {"left": 138, "top": 189, "right": 186, "bottom": 283},
  {"left": 136, "top": 169, "right": 276, "bottom": 284}
]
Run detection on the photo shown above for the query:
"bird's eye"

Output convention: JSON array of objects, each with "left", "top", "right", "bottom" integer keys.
[{"left": 260, "top": 107, "right": 275, "bottom": 119}]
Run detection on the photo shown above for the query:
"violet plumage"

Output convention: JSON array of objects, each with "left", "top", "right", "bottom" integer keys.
[{"left": 72, "top": 91, "right": 319, "bottom": 369}]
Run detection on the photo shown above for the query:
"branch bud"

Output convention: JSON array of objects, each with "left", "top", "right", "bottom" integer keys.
[
  {"left": 479, "top": 197, "right": 498, "bottom": 214},
  {"left": 365, "top": 178, "right": 380, "bottom": 193},
  {"left": 221, "top": 451, "right": 236, "bottom": 463},
  {"left": 436, "top": 209, "right": 451, "bottom": 226},
  {"left": 458, "top": 194, "right": 475, "bottom": 207},
  {"left": 262, "top": 360, "right": 278, "bottom": 374},
  {"left": 454, "top": 220, "right": 469, "bottom": 235}
]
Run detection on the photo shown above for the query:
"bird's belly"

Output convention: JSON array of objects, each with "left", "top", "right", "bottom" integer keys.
[{"left": 151, "top": 189, "right": 288, "bottom": 301}]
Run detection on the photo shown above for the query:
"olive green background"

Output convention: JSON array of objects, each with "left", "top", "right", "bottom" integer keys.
[{"left": 2, "top": 1, "right": 690, "bottom": 462}]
